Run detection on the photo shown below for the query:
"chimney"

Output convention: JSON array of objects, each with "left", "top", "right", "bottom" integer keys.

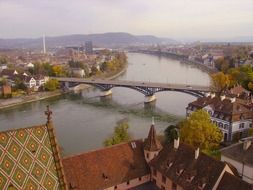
[
  {"left": 220, "top": 95, "right": 226, "bottom": 101},
  {"left": 243, "top": 140, "right": 251, "bottom": 150},
  {"left": 230, "top": 97, "right": 236, "bottom": 103},
  {"left": 195, "top": 148, "right": 199, "bottom": 159},
  {"left": 174, "top": 138, "right": 179, "bottom": 149},
  {"left": 205, "top": 92, "right": 210, "bottom": 97},
  {"left": 210, "top": 93, "right": 215, "bottom": 98}
]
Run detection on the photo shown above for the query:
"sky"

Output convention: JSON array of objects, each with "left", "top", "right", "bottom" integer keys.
[{"left": 0, "top": 0, "right": 253, "bottom": 40}]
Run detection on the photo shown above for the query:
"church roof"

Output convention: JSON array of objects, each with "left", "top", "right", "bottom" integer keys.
[
  {"left": 0, "top": 121, "right": 67, "bottom": 189},
  {"left": 62, "top": 140, "right": 149, "bottom": 190},
  {"left": 144, "top": 124, "right": 162, "bottom": 152}
]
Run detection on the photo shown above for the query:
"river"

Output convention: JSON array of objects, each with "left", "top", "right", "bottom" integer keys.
[{"left": 0, "top": 53, "right": 210, "bottom": 155}]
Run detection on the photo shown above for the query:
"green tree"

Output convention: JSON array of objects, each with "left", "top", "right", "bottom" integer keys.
[
  {"left": 44, "top": 79, "right": 59, "bottom": 91},
  {"left": 180, "top": 110, "right": 222, "bottom": 152},
  {"left": 164, "top": 125, "right": 178, "bottom": 143},
  {"left": 104, "top": 121, "right": 131, "bottom": 146}
]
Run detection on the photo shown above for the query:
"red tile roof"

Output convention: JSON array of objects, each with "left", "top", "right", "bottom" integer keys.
[{"left": 62, "top": 140, "right": 149, "bottom": 190}]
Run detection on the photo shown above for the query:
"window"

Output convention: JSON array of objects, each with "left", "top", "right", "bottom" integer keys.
[
  {"left": 138, "top": 177, "right": 142, "bottom": 181},
  {"left": 114, "top": 186, "right": 117, "bottom": 189},
  {"left": 162, "top": 175, "right": 166, "bottom": 183},
  {"left": 153, "top": 169, "right": 157, "bottom": 176},
  {"left": 161, "top": 185, "right": 165, "bottom": 190},
  {"left": 127, "top": 181, "right": 130, "bottom": 185},
  {"left": 239, "top": 123, "right": 245, "bottom": 129},
  {"left": 172, "top": 182, "right": 177, "bottom": 190},
  {"left": 224, "top": 124, "right": 228, "bottom": 130}
]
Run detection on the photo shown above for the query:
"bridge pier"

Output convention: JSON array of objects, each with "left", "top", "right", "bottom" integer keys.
[
  {"left": 100, "top": 89, "right": 112, "bottom": 97},
  {"left": 144, "top": 95, "right": 156, "bottom": 104}
]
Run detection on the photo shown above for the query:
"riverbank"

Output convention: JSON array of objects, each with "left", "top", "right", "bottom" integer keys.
[
  {"left": 0, "top": 90, "right": 64, "bottom": 110},
  {"left": 131, "top": 50, "right": 217, "bottom": 74},
  {"left": 0, "top": 62, "right": 128, "bottom": 110}
]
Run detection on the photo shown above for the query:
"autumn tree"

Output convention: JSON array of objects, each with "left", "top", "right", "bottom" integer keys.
[
  {"left": 104, "top": 121, "right": 132, "bottom": 146},
  {"left": 52, "top": 65, "right": 66, "bottom": 77},
  {"left": 44, "top": 79, "right": 59, "bottom": 91},
  {"left": 180, "top": 109, "right": 222, "bottom": 152},
  {"left": 210, "top": 72, "right": 231, "bottom": 94}
]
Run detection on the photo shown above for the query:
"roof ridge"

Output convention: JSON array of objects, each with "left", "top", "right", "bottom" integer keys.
[{"left": 63, "top": 139, "right": 144, "bottom": 160}]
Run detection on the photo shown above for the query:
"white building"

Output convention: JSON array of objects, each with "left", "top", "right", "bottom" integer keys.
[{"left": 186, "top": 94, "right": 253, "bottom": 142}]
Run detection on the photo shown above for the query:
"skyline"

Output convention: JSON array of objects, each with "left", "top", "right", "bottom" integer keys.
[{"left": 0, "top": 0, "right": 253, "bottom": 40}]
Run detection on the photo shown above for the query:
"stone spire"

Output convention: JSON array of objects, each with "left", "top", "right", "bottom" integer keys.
[{"left": 144, "top": 117, "right": 162, "bottom": 152}]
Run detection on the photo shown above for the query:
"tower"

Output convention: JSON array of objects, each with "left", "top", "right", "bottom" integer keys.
[
  {"left": 43, "top": 34, "right": 46, "bottom": 54},
  {"left": 143, "top": 117, "right": 162, "bottom": 163}
]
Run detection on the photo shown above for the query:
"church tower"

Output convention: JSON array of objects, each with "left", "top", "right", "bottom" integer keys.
[{"left": 144, "top": 117, "right": 162, "bottom": 163}]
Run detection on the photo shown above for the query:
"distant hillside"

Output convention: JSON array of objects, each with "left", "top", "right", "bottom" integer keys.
[{"left": 0, "top": 32, "right": 177, "bottom": 49}]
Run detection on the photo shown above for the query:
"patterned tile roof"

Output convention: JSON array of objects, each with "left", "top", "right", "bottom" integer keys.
[{"left": 0, "top": 122, "right": 67, "bottom": 190}]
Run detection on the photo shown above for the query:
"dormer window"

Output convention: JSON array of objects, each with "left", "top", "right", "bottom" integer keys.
[
  {"left": 167, "top": 162, "right": 173, "bottom": 168},
  {"left": 198, "top": 183, "right": 206, "bottom": 190},
  {"left": 176, "top": 169, "right": 183, "bottom": 176},
  {"left": 102, "top": 173, "right": 108, "bottom": 181},
  {"left": 186, "top": 176, "right": 195, "bottom": 183}
]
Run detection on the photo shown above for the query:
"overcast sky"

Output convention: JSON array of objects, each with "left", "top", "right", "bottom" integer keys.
[{"left": 0, "top": 0, "right": 252, "bottom": 39}]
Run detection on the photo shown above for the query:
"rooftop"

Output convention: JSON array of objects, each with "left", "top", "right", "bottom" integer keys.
[
  {"left": 221, "top": 138, "right": 253, "bottom": 166},
  {"left": 62, "top": 139, "right": 149, "bottom": 190}
]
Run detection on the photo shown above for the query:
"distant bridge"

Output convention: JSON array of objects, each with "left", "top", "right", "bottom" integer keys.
[{"left": 52, "top": 77, "right": 212, "bottom": 103}]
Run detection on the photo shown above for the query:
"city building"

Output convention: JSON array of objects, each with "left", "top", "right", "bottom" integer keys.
[
  {"left": 221, "top": 137, "right": 253, "bottom": 184},
  {"left": 1, "top": 107, "right": 252, "bottom": 190},
  {"left": 186, "top": 94, "right": 253, "bottom": 142},
  {"left": 85, "top": 41, "right": 93, "bottom": 54}
]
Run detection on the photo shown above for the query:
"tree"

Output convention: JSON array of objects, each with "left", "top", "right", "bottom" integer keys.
[
  {"left": 104, "top": 121, "right": 131, "bottom": 146},
  {"left": 180, "top": 110, "right": 222, "bottom": 152},
  {"left": 52, "top": 65, "right": 66, "bottom": 77},
  {"left": 210, "top": 72, "right": 231, "bottom": 94},
  {"left": 44, "top": 79, "right": 59, "bottom": 91},
  {"left": 164, "top": 125, "right": 178, "bottom": 143}
]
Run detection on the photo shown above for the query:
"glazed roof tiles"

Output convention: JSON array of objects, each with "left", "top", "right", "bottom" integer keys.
[
  {"left": 62, "top": 139, "right": 149, "bottom": 190},
  {"left": 0, "top": 122, "right": 67, "bottom": 190},
  {"left": 150, "top": 143, "right": 227, "bottom": 190}
]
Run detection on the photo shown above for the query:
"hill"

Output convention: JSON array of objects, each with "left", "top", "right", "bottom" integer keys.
[{"left": 0, "top": 32, "right": 177, "bottom": 49}]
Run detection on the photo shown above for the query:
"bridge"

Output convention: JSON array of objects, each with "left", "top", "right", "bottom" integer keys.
[{"left": 51, "top": 77, "right": 212, "bottom": 103}]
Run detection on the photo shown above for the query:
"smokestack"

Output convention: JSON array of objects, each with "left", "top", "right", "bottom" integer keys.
[{"left": 43, "top": 34, "right": 46, "bottom": 54}]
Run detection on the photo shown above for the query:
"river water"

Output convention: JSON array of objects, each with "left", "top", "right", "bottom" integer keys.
[{"left": 0, "top": 53, "right": 210, "bottom": 155}]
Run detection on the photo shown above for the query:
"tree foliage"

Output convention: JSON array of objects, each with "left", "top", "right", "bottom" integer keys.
[
  {"left": 164, "top": 125, "right": 178, "bottom": 143},
  {"left": 180, "top": 110, "right": 223, "bottom": 152},
  {"left": 104, "top": 121, "right": 131, "bottom": 147},
  {"left": 44, "top": 79, "right": 59, "bottom": 91},
  {"left": 210, "top": 72, "right": 231, "bottom": 94}
]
